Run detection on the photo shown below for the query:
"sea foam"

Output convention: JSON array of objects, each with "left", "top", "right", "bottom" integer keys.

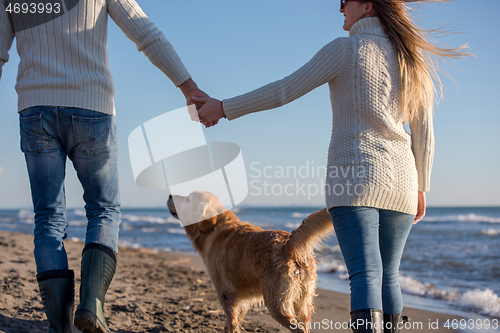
[
  {"left": 17, "top": 209, "right": 34, "bottom": 223},
  {"left": 455, "top": 289, "right": 500, "bottom": 317},
  {"left": 291, "top": 212, "right": 309, "bottom": 218},
  {"left": 121, "top": 214, "right": 178, "bottom": 224},
  {"left": 423, "top": 214, "right": 500, "bottom": 223},
  {"left": 481, "top": 229, "right": 500, "bottom": 236},
  {"left": 400, "top": 275, "right": 500, "bottom": 318}
]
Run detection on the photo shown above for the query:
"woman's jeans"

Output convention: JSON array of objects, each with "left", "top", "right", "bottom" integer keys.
[
  {"left": 329, "top": 206, "right": 414, "bottom": 314},
  {"left": 20, "top": 106, "right": 120, "bottom": 274}
]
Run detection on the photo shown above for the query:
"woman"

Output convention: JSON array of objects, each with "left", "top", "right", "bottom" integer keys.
[{"left": 194, "top": 1, "right": 468, "bottom": 332}]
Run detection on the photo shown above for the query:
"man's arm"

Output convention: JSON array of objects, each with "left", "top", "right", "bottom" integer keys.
[{"left": 0, "top": 0, "right": 15, "bottom": 83}]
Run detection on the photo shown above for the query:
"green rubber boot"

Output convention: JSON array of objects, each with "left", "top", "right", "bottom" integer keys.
[
  {"left": 350, "top": 308, "right": 384, "bottom": 333},
  {"left": 37, "top": 270, "right": 75, "bottom": 333},
  {"left": 383, "top": 311, "right": 409, "bottom": 333},
  {"left": 74, "top": 243, "right": 116, "bottom": 333}
]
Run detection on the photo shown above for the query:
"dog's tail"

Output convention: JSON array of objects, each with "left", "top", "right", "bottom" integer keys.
[{"left": 285, "top": 208, "right": 334, "bottom": 258}]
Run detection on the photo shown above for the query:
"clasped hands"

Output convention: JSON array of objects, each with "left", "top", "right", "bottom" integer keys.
[
  {"left": 191, "top": 95, "right": 224, "bottom": 128},
  {"left": 179, "top": 79, "right": 225, "bottom": 128}
]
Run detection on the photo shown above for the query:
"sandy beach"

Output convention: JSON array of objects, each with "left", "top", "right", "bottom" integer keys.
[{"left": 0, "top": 230, "right": 465, "bottom": 333}]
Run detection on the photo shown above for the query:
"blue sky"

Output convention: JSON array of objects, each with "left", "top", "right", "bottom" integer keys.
[{"left": 0, "top": 0, "right": 499, "bottom": 208}]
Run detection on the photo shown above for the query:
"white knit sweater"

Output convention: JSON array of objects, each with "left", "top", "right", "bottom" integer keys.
[
  {"left": 223, "top": 17, "right": 434, "bottom": 215},
  {"left": 0, "top": 0, "right": 191, "bottom": 115}
]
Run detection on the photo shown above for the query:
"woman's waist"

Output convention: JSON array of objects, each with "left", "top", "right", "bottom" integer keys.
[{"left": 325, "top": 149, "right": 418, "bottom": 185}]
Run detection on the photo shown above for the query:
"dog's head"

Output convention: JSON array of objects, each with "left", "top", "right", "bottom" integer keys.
[{"left": 167, "top": 191, "right": 229, "bottom": 233}]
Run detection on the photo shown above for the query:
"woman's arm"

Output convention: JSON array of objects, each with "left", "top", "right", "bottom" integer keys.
[
  {"left": 409, "top": 107, "right": 434, "bottom": 224},
  {"left": 196, "top": 38, "right": 347, "bottom": 124},
  {"left": 409, "top": 108, "right": 435, "bottom": 193}
]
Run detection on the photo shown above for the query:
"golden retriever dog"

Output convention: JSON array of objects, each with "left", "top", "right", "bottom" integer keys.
[{"left": 167, "top": 191, "right": 333, "bottom": 333}]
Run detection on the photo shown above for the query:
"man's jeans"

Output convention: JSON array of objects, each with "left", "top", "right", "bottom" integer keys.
[
  {"left": 20, "top": 106, "right": 120, "bottom": 274},
  {"left": 329, "top": 206, "right": 414, "bottom": 314}
]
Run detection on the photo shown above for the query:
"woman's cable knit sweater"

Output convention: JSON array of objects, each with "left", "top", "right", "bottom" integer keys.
[
  {"left": 0, "top": 0, "right": 191, "bottom": 115},
  {"left": 223, "top": 17, "right": 434, "bottom": 216}
]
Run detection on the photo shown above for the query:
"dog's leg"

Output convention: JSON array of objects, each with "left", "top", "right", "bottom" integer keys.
[
  {"left": 218, "top": 292, "right": 243, "bottom": 333},
  {"left": 292, "top": 300, "right": 314, "bottom": 333},
  {"left": 267, "top": 310, "right": 307, "bottom": 333},
  {"left": 263, "top": 278, "right": 311, "bottom": 333},
  {"left": 294, "top": 302, "right": 314, "bottom": 331},
  {"left": 293, "top": 279, "right": 316, "bottom": 330},
  {"left": 264, "top": 295, "right": 307, "bottom": 333},
  {"left": 289, "top": 258, "right": 318, "bottom": 332},
  {"left": 235, "top": 301, "right": 249, "bottom": 328}
]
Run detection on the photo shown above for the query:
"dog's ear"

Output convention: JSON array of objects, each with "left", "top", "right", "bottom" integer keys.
[{"left": 198, "top": 216, "right": 218, "bottom": 234}]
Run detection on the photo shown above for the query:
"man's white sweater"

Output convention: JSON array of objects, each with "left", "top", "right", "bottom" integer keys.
[
  {"left": 223, "top": 17, "right": 434, "bottom": 215},
  {"left": 0, "top": 0, "right": 191, "bottom": 115}
]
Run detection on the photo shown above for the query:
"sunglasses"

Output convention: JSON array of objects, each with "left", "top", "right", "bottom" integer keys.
[{"left": 340, "top": 0, "right": 366, "bottom": 10}]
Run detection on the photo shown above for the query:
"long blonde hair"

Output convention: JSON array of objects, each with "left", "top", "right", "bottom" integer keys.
[{"left": 370, "top": 0, "right": 470, "bottom": 121}]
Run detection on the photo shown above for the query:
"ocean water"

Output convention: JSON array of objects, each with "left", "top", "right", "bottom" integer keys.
[{"left": 1, "top": 206, "right": 499, "bottom": 322}]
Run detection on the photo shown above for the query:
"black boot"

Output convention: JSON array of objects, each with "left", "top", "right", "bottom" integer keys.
[
  {"left": 37, "top": 270, "right": 75, "bottom": 333},
  {"left": 383, "top": 311, "right": 408, "bottom": 333},
  {"left": 74, "top": 243, "right": 116, "bottom": 333},
  {"left": 350, "top": 308, "right": 384, "bottom": 333}
]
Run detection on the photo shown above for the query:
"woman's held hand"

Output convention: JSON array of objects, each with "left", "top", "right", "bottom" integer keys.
[{"left": 192, "top": 96, "right": 224, "bottom": 127}]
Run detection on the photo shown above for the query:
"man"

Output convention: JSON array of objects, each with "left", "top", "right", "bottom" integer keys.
[{"left": 0, "top": 0, "right": 206, "bottom": 332}]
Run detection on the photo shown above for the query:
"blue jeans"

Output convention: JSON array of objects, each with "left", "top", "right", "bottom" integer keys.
[
  {"left": 20, "top": 106, "right": 120, "bottom": 274},
  {"left": 329, "top": 206, "right": 414, "bottom": 314}
]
